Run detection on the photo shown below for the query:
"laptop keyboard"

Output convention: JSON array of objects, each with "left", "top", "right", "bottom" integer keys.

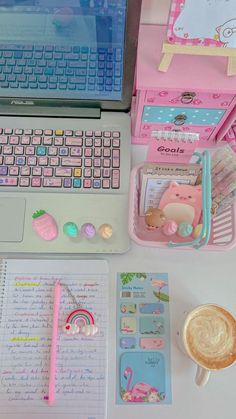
[
  {"left": 0, "top": 128, "right": 120, "bottom": 190},
  {"left": 0, "top": 45, "right": 122, "bottom": 92}
]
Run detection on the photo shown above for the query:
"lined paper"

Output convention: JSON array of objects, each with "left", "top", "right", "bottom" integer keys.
[{"left": 0, "top": 259, "right": 108, "bottom": 419}]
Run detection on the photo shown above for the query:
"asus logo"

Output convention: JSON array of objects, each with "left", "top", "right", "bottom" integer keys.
[{"left": 10, "top": 100, "right": 34, "bottom": 105}]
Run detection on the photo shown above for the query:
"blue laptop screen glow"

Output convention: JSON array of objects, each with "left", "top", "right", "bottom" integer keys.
[{"left": 0, "top": 0, "right": 127, "bottom": 101}]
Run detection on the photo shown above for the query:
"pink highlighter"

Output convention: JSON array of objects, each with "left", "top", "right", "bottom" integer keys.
[{"left": 45, "top": 280, "right": 61, "bottom": 406}]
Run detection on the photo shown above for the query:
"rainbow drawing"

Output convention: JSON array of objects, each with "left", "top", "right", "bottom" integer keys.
[{"left": 63, "top": 308, "right": 98, "bottom": 336}]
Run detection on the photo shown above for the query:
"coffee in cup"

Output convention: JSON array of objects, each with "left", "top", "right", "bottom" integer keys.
[
  {"left": 183, "top": 304, "right": 236, "bottom": 370},
  {"left": 177, "top": 304, "right": 236, "bottom": 386}
]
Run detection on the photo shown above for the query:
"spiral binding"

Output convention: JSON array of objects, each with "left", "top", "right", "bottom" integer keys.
[
  {"left": 0, "top": 259, "right": 7, "bottom": 324},
  {"left": 151, "top": 130, "right": 199, "bottom": 142}
]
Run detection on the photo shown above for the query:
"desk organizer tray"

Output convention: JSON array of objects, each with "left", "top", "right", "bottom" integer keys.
[{"left": 129, "top": 155, "right": 236, "bottom": 251}]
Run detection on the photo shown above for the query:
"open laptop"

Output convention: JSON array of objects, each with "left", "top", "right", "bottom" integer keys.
[{"left": 0, "top": 0, "right": 142, "bottom": 255}]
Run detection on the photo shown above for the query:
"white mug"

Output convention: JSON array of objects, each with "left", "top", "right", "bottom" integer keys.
[{"left": 176, "top": 304, "right": 236, "bottom": 386}]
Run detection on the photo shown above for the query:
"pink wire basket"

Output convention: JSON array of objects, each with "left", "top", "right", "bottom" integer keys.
[{"left": 128, "top": 164, "right": 236, "bottom": 251}]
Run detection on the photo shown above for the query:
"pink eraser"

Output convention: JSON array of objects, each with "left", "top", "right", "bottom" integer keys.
[{"left": 32, "top": 210, "right": 58, "bottom": 241}]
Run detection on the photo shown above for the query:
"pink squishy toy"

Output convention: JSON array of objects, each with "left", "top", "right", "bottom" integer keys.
[
  {"left": 32, "top": 210, "right": 58, "bottom": 241},
  {"left": 159, "top": 181, "right": 202, "bottom": 228}
]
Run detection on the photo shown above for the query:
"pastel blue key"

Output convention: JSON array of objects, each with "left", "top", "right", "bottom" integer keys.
[
  {"left": 14, "top": 51, "right": 23, "bottom": 59},
  {"left": 49, "top": 83, "right": 57, "bottom": 89},
  {"left": 73, "top": 178, "right": 81, "bottom": 188},
  {"left": 89, "top": 69, "right": 96, "bottom": 76},
  {"left": 44, "top": 68, "right": 53, "bottom": 75},
  {"left": 15, "top": 157, "right": 25, "bottom": 165},
  {"left": 93, "top": 179, "right": 101, "bottom": 188},
  {"left": 36, "top": 146, "right": 46, "bottom": 156}
]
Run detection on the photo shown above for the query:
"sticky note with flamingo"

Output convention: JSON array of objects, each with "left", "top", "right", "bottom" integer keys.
[{"left": 120, "top": 352, "right": 165, "bottom": 403}]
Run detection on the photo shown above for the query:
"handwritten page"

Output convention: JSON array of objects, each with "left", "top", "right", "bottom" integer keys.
[{"left": 0, "top": 259, "right": 108, "bottom": 419}]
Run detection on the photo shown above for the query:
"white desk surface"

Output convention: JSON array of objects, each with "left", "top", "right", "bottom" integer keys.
[{"left": 106, "top": 144, "right": 236, "bottom": 419}]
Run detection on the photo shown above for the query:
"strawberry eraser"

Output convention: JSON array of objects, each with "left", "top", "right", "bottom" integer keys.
[{"left": 32, "top": 210, "right": 58, "bottom": 241}]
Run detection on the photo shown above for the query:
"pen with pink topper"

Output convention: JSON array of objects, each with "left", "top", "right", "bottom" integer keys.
[{"left": 45, "top": 280, "right": 61, "bottom": 406}]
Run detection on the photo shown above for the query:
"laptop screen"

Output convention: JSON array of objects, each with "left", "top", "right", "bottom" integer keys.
[{"left": 0, "top": 0, "right": 127, "bottom": 102}]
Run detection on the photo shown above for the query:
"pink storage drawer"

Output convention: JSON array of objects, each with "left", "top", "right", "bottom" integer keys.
[
  {"left": 128, "top": 164, "right": 236, "bottom": 251},
  {"left": 145, "top": 91, "right": 234, "bottom": 109}
]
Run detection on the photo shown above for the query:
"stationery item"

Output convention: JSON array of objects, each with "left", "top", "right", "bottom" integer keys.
[
  {"left": 47, "top": 280, "right": 61, "bottom": 406},
  {"left": 117, "top": 273, "right": 171, "bottom": 405},
  {"left": 213, "top": 189, "right": 236, "bottom": 216},
  {"left": 224, "top": 125, "right": 236, "bottom": 153},
  {"left": 0, "top": 258, "right": 108, "bottom": 419},
  {"left": 210, "top": 145, "right": 236, "bottom": 214},
  {"left": 139, "top": 162, "right": 201, "bottom": 216},
  {"left": 176, "top": 304, "right": 236, "bottom": 386},
  {"left": 32, "top": 209, "right": 58, "bottom": 241},
  {"left": 147, "top": 135, "right": 199, "bottom": 164},
  {"left": 120, "top": 352, "right": 166, "bottom": 403},
  {"left": 211, "top": 145, "right": 235, "bottom": 176}
]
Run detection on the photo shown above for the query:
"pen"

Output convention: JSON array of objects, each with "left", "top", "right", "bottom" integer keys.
[{"left": 47, "top": 280, "right": 61, "bottom": 406}]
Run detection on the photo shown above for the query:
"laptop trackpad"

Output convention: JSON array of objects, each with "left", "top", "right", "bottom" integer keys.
[{"left": 0, "top": 198, "right": 26, "bottom": 242}]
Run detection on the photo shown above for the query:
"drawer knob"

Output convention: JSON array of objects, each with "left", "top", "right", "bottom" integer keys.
[
  {"left": 181, "top": 92, "right": 196, "bottom": 104},
  {"left": 174, "top": 114, "right": 187, "bottom": 125}
]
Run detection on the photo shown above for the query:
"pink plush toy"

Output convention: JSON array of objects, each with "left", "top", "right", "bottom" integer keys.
[{"left": 159, "top": 182, "right": 202, "bottom": 228}]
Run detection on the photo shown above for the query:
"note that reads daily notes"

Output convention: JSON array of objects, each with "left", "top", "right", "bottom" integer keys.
[
  {"left": 139, "top": 163, "right": 201, "bottom": 216},
  {"left": 0, "top": 258, "right": 109, "bottom": 419}
]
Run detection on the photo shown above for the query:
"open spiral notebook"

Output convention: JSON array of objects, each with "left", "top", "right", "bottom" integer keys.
[{"left": 0, "top": 258, "right": 109, "bottom": 419}]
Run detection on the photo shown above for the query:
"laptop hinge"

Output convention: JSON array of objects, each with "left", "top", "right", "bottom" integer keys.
[{"left": 0, "top": 104, "right": 101, "bottom": 119}]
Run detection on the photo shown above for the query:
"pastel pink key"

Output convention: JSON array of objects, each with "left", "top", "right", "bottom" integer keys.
[
  {"left": 66, "top": 137, "right": 83, "bottom": 147},
  {"left": 32, "top": 167, "right": 42, "bottom": 176},
  {"left": 19, "top": 178, "right": 30, "bottom": 187},
  {"left": 61, "top": 157, "right": 81, "bottom": 166},
  {"left": 112, "top": 169, "right": 120, "bottom": 188},
  {"left": 43, "top": 167, "right": 53, "bottom": 177},
  {"left": 102, "top": 179, "right": 110, "bottom": 189},
  {"left": 31, "top": 178, "right": 41, "bottom": 187},
  {"left": 43, "top": 178, "right": 62, "bottom": 187},
  {"left": 0, "top": 136, "right": 8, "bottom": 144},
  {"left": 83, "top": 179, "right": 92, "bottom": 188},
  {"left": 9, "top": 166, "right": 19, "bottom": 176},
  {"left": 55, "top": 168, "right": 72, "bottom": 177},
  {"left": 21, "top": 166, "right": 31, "bottom": 176},
  {"left": 9, "top": 136, "right": 19, "bottom": 145}
]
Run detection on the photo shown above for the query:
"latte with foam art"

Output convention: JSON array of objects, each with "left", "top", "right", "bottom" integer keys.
[{"left": 184, "top": 305, "right": 236, "bottom": 370}]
